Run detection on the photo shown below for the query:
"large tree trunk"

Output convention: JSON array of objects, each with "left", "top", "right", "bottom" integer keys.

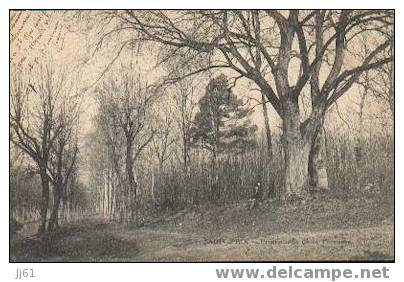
[
  {"left": 308, "top": 128, "right": 329, "bottom": 191},
  {"left": 38, "top": 169, "right": 50, "bottom": 235},
  {"left": 261, "top": 93, "right": 273, "bottom": 159},
  {"left": 283, "top": 137, "right": 311, "bottom": 200},
  {"left": 48, "top": 184, "right": 62, "bottom": 230},
  {"left": 281, "top": 97, "right": 311, "bottom": 201}
]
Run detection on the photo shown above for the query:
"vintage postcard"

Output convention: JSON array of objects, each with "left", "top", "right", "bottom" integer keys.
[{"left": 9, "top": 9, "right": 394, "bottom": 263}]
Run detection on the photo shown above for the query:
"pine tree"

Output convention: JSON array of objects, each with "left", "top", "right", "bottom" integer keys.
[{"left": 191, "top": 74, "right": 257, "bottom": 201}]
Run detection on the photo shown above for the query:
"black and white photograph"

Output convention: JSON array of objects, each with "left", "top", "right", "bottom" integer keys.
[{"left": 9, "top": 9, "right": 394, "bottom": 264}]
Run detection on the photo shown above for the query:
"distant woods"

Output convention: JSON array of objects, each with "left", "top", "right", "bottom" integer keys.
[
  {"left": 90, "top": 73, "right": 156, "bottom": 223},
  {"left": 87, "top": 71, "right": 259, "bottom": 221}
]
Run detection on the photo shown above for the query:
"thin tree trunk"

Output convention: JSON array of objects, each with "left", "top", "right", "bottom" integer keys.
[
  {"left": 126, "top": 138, "right": 136, "bottom": 222},
  {"left": 356, "top": 73, "right": 369, "bottom": 164},
  {"left": 110, "top": 169, "right": 115, "bottom": 217},
  {"left": 210, "top": 143, "right": 219, "bottom": 202},
  {"left": 48, "top": 184, "right": 62, "bottom": 230},
  {"left": 106, "top": 169, "right": 110, "bottom": 217},
  {"left": 38, "top": 169, "right": 50, "bottom": 235},
  {"left": 261, "top": 93, "right": 273, "bottom": 159},
  {"left": 182, "top": 127, "right": 190, "bottom": 174},
  {"left": 151, "top": 169, "right": 160, "bottom": 207},
  {"left": 60, "top": 198, "right": 66, "bottom": 223},
  {"left": 184, "top": 140, "right": 191, "bottom": 176},
  {"left": 102, "top": 176, "right": 106, "bottom": 217},
  {"left": 352, "top": 79, "right": 369, "bottom": 190}
]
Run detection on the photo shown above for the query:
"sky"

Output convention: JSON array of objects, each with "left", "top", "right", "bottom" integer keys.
[{"left": 10, "top": 10, "right": 393, "bottom": 143}]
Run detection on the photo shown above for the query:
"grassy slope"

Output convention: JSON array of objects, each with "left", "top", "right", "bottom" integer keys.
[{"left": 11, "top": 191, "right": 394, "bottom": 262}]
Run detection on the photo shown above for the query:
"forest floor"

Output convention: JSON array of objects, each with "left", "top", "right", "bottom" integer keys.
[{"left": 10, "top": 190, "right": 394, "bottom": 262}]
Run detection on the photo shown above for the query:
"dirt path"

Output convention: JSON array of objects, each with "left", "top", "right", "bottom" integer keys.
[
  {"left": 11, "top": 217, "right": 393, "bottom": 262},
  {"left": 111, "top": 223, "right": 393, "bottom": 261},
  {"left": 11, "top": 194, "right": 394, "bottom": 262}
]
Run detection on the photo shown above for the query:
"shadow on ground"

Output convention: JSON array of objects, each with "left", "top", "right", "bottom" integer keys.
[{"left": 11, "top": 221, "right": 139, "bottom": 262}]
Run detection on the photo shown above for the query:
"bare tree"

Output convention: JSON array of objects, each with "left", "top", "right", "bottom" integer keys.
[
  {"left": 98, "top": 10, "right": 393, "bottom": 200},
  {"left": 359, "top": 45, "right": 394, "bottom": 119},
  {"left": 172, "top": 78, "right": 198, "bottom": 174},
  {"left": 10, "top": 65, "right": 66, "bottom": 234},
  {"left": 47, "top": 101, "right": 79, "bottom": 230},
  {"left": 151, "top": 105, "right": 175, "bottom": 172},
  {"left": 261, "top": 93, "right": 273, "bottom": 159},
  {"left": 245, "top": 91, "right": 274, "bottom": 159},
  {"left": 150, "top": 104, "right": 176, "bottom": 207},
  {"left": 96, "top": 73, "right": 155, "bottom": 222}
]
